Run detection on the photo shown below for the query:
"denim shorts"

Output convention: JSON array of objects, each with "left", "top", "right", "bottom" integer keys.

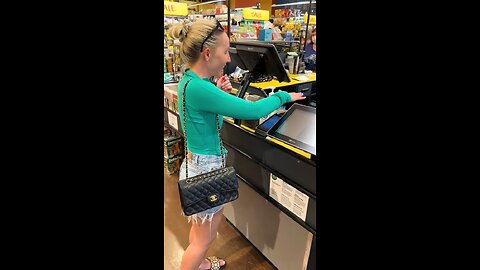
[{"left": 179, "top": 152, "right": 228, "bottom": 224}]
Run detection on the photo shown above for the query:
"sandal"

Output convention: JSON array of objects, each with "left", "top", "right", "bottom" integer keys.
[{"left": 206, "top": 256, "right": 226, "bottom": 270}]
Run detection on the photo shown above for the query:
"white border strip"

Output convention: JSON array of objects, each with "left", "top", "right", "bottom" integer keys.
[
  {"left": 188, "top": 0, "right": 225, "bottom": 7},
  {"left": 272, "top": 1, "right": 316, "bottom": 8}
]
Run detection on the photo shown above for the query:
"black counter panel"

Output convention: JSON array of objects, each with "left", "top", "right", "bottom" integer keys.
[
  {"left": 224, "top": 133, "right": 317, "bottom": 233},
  {"left": 221, "top": 121, "right": 316, "bottom": 197}
]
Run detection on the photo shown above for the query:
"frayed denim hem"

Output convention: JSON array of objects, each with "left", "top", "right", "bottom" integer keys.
[{"left": 180, "top": 205, "right": 224, "bottom": 224}]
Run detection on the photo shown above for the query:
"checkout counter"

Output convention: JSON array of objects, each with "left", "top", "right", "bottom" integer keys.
[{"left": 221, "top": 42, "right": 317, "bottom": 270}]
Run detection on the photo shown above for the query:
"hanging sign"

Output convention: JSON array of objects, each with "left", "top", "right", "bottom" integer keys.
[
  {"left": 164, "top": 1, "right": 188, "bottom": 16},
  {"left": 303, "top": 13, "right": 316, "bottom": 24},
  {"left": 242, "top": 8, "right": 270, "bottom": 21}
]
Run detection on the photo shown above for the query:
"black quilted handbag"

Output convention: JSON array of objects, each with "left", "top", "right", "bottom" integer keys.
[{"left": 178, "top": 80, "right": 238, "bottom": 217}]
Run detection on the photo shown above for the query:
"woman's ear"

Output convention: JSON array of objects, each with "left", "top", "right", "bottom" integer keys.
[{"left": 204, "top": 48, "right": 210, "bottom": 61}]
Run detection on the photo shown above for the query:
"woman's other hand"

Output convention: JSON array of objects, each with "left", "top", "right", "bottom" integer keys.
[{"left": 216, "top": 75, "right": 232, "bottom": 93}]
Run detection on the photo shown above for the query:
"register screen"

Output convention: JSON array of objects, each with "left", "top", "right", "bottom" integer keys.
[{"left": 276, "top": 109, "right": 316, "bottom": 149}]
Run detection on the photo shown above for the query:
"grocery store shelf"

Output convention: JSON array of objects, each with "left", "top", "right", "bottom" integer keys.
[
  {"left": 165, "top": 107, "right": 179, "bottom": 116},
  {"left": 164, "top": 107, "right": 183, "bottom": 135},
  {"left": 271, "top": 16, "right": 305, "bottom": 19},
  {"left": 272, "top": 1, "right": 315, "bottom": 7},
  {"left": 164, "top": 122, "right": 182, "bottom": 135},
  {"left": 235, "top": 38, "right": 260, "bottom": 42},
  {"left": 264, "top": 40, "right": 300, "bottom": 43},
  {"left": 188, "top": 0, "right": 225, "bottom": 7},
  {"left": 203, "top": 13, "right": 232, "bottom": 16},
  {"left": 164, "top": 80, "right": 179, "bottom": 84},
  {"left": 234, "top": 39, "right": 300, "bottom": 44}
]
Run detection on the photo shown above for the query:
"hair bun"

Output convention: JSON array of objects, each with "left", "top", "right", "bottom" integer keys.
[{"left": 179, "top": 23, "right": 191, "bottom": 42}]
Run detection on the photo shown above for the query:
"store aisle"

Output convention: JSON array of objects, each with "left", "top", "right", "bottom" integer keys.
[{"left": 164, "top": 169, "right": 277, "bottom": 270}]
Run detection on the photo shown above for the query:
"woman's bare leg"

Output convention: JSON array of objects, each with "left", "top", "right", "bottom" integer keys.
[
  {"left": 190, "top": 208, "right": 223, "bottom": 244},
  {"left": 181, "top": 209, "right": 225, "bottom": 270},
  {"left": 189, "top": 225, "right": 195, "bottom": 244}
]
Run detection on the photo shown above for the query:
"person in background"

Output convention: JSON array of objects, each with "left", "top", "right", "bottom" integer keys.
[
  {"left": 168, "top": 19, "right": 305, "bottom": 270},
  {"left": 304, "top": 28, "right": 316, "bottom": 72}
]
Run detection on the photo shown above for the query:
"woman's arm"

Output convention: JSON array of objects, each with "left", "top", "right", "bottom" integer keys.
[{"left": 187, "top": 80, "right": 301, "bottom": 120}]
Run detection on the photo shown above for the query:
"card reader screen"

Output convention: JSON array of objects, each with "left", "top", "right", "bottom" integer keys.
[{"left": 276, "top": 109, "right": 316, "bottom": 149}]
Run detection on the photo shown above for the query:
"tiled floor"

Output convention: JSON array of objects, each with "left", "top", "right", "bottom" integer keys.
[{"left": 164, "top": 169, "right": 277, "bottom": 270}]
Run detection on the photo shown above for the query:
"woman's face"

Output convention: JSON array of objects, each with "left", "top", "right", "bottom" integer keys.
[
  {"left": 207, "top": 33, "right": 231, "bottom": 77},
  {"left": 312, "top": 31, "right": 316, "bottom": 44}
]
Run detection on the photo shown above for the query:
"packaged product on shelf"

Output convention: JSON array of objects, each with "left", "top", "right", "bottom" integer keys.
[
  {"left": 164, "top": 73, "right": 174, "bottom": 84},
  {"left": 285, "top": 20, "right": 295, "bottom": 32},
  {"left": 166, "top": 157, "right": 182, "bottom": 174},
  {"left": 233, "top": 10, "right": 243, "bottom": 22},
  {"left": 221, "top": 5, "right": 228, "bottom": 14},
  {"left": 295, "top": 21, "right": 302, "bottom": 31},
  {"left": 258, "top": 28, "right": 272, "bottom": 41},
  {"left": 285, "top": 30, "right": 294, "bottom": 41},
  {"left": 272, "top": 28, "right": 283, "bottom": 40},
  {"left": 275, "top": 9, "right": 291, "bottom": 18},
  {"left": 164, "top": 88, "right": 172, "bottom": 106},
  {"left": 164, "top": 125, "right": 172, "bottom": 137},
  {"left": 164, "top": 154, "right": 184, "bottom": 175},
  {"left": 274, "top": 9, "right": 281, "bottom": 18},
  {"left": 293, "top": 9, "right": 302, "bottom": 17},
  {"left": 234, "top": 26, "right": 257, "bottom": 40},
  {"left": 273, "top": 18, "right": 284, "bottom": 26},
  {"left": 172, "top": 95, "right": 178, "bottom": 113},
  {"left": 164, "top": 134, "right": 183, "bottom": 158},
  {"left": 164, "top": 86, "right": 179, "bottom": 112},
  {"left": 264, "top": 20, "right": 274, "bottom": 29},
  {"left": 173, "top": 73, "right": 182, "bottom": 83},
  {"left": 215, "top": 14, "right": 228, "bottom": 21},
  {"left": 167, "top": 58, "right": 173, "bottom": 73}
]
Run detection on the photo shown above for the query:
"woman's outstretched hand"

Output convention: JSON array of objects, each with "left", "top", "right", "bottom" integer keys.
[{"left": 289, "top": 92, "right": 306, "bottom": 102}]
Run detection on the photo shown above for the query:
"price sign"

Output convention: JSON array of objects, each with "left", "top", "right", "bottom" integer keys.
[
  {"left": 167, "top": 111, "right": 179, "bottom": 131},
  {"left": 164, "top": 1, "right": 188, "bottom": 16},
  {"left": 303, "top": 13, "right": 316, "bottom": 24},
  {"left": 243, "top": 8, "right": 269, "bottom": 21}
]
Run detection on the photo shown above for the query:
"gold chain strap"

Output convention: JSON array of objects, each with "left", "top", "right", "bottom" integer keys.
[{"left": 182, "top": 80, "right": 226, "bottom": 178}]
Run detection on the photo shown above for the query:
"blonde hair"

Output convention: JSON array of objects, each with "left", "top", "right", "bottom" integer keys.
[{"left": 168, "top": 19, "right": 222, "bottom": 68}]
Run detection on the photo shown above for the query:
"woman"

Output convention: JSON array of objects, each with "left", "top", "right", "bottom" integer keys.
[
  {"left": 168, "top": 19, "right": 305, "bottom": 270},
  {"left": 304, "top": 28, "right": 316, "bottom": 72}
]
